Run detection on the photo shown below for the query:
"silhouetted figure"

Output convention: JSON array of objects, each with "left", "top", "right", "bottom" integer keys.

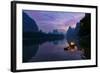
[{"left": 64, "top": 42, "right": 77, "bottom": 51}]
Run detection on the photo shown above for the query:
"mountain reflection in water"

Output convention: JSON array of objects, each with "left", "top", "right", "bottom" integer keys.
[{"left": 23, "top": 39, "right": 85, "bottom": 63}]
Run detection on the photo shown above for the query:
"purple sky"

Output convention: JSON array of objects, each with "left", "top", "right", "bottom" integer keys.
[{"left": 24, "top": 10, "right": 85, "bottom": 33}]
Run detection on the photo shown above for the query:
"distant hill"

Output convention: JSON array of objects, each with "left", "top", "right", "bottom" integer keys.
[
  {"left": 66, "top": 23, "right": 80, "bottom": 43},
  {"left": 23, "top": 12, "right": 39, "bottom": 32},
  {"left": 66, "top": 27, "right": 75, "bottom": 41}
]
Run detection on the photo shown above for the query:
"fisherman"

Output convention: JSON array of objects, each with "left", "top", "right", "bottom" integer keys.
[{"left": 64, "top": 42, "right": 77, "bottom": 52}]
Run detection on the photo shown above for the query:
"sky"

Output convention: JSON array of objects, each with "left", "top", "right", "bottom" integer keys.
[{"left": 23, "top": 10, "right": 85, "bottom": 33}]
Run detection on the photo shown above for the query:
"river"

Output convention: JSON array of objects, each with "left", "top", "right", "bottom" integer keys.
[{"left": 23, "top": 38, "right": 85, "bottom": 63}]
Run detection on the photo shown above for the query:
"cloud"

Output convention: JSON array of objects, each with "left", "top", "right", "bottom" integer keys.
[{"left": 23, "top": 10, "right": 85, "bottom": 33}]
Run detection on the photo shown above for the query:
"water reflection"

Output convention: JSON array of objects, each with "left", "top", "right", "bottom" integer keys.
[{"left": 23, "top": 39, "right": 86, "bottom": 63}]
